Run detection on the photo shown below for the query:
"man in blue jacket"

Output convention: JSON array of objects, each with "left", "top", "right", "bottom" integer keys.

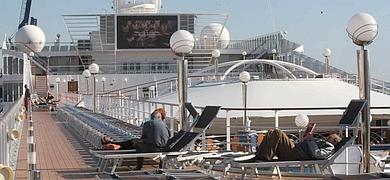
[{"left": 101, "top": 108, "right": 170, "bottom": 169}]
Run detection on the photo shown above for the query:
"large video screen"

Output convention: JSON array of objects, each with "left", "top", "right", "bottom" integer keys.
[{"left": 116, "top": 15, "right": 178, "bottom": 49}]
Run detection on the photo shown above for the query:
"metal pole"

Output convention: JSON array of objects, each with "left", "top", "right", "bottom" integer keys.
[
  {"left": 177, "top": 56, "right": 188, "bottom": 131},
  {"left": 325, "top": 56, "right": 330, "bottom": 75},
  {"left": 56, "top": 82, "right": 59, "bottom": 101},
  {"left": 242, "top": 82, "right": 248, "bottom": 131},
  {"left": 357, "top": 46, "right": 371, "bottom": 173},
  {"left": 102, "top": 81, "right": 105, "bottom": 93},
  {"left": 214, "top": 57, "right": 219, "bottom": 81},
  {"left": 86, "top": 78, "right": 89, "bottom": 95},
  {"left": 93, "top": 75, "right": 96, "bottom": 113}
]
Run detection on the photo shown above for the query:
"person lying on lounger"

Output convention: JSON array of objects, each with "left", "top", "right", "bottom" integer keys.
[
  {"left": 242, "top": 128, "right": 341, "bottom": 162},
  {"left": 101, "top": 108, "right": 170, "bottom": 169}
]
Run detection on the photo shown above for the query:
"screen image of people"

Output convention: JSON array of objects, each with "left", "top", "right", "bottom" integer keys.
[{"left": 117, "top": 16, "right": 178, "bottom": 49}]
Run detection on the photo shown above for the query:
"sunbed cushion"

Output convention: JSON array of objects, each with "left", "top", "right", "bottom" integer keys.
[
  {"left": 194, "top": 106, "right": 220, "bottom": 129},
  {"left": 338, "top": 100, "right": 366, "bottom": 125},
  {"left": 167, "top": 132, "right": 199, "bottom": 152}
]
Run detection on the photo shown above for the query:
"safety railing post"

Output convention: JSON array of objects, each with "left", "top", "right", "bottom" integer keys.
[
  {"left": 274, "top": 110, "right": 279, "bottom": 128},
  {"left": 226, "top": 110, "right": 231, "bottom": 151}
]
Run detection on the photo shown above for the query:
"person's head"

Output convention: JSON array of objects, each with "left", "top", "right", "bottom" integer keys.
[
  {"left": 154, "top": 108, "right": 166, "bottom": 120},
  {"left": 151, "top": 111, "right": 162, "bottom": 120},
  {"left": 24, "top": 84, "right": 28, "bottom": 88},
  {"left": 327, "top": 133, "right": 342, "bottom": 146}
]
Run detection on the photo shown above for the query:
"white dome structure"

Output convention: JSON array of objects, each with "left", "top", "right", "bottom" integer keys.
[
  {"left": 200, "top": 23, "right": 230, "bottom": 49},
  {"left": 14, "top": 25, "right": 45, "bottom": 53}
]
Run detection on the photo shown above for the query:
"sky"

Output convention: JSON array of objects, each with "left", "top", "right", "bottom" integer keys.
[{"left": 0, "top": 0, "right": 389, "bottom": 81}]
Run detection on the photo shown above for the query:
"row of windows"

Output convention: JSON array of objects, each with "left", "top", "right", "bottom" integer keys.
[
  {"left": 3, "top": 57, "right": 24, "bottom": 75},
  {"left": 1, "top": 82, "right": 23, "bottom": 102}
]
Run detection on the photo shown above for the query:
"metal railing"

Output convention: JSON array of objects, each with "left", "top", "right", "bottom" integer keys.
[
  {"left": 0, "top": 53, "right": 33, "bottom": 177},
  {"left": 61, "top": 92, "right": 390, "bottom": 151}
]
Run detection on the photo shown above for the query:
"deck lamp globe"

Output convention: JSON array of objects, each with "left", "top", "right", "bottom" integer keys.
[
  {"left": 170, "top": 30, "right": 194, "bottom": 131},
  {"left": 322, "top": 48, "right": 331, "bottom": 75},
  {"left": 242, "top": 51, "right": 247, "bottom": 60},
  {"left": 212, "top": 49, "right": 221, "bottom": 80},
  {"left": 295, "top": 114, "right": 309, "bottom": 128},
  {"left": 82, "top": 69, "right": 91, "bottom": 95},
  {"left": 346, "top": 12, "right": 378, "bottom": 173},
  {"left": 271, "top": 49, "right": 277, "bottom": 60},
  {"left": 101, "top": 77, "right": 106, "bottom": 92},
  {"left": 239, "top": 71, "right": 251, "bottom": 131},
  {"left": 55, "top": 77, "right": 61, "bottom": 101},
  {"left": 89, "top": 63, "right": 99, "bottom": 113}
]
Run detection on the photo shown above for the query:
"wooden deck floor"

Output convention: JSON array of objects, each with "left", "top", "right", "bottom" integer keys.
[
  {"left": 12, "top": 110, "right": 384, "bottom": 180},
  {"left": 15, "top": 111, "right": 98, "bottom": 180}
]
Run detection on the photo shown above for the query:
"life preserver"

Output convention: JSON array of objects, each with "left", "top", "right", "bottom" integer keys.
[
  {"left": 0, "top": 164, "right": 13, "bottom": 180},
  {"left": 7, "top": 129, "right": 20, "bottom": 141}
]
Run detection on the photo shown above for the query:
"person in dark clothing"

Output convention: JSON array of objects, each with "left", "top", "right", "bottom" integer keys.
[
  {"left": 243, "top": 129, "right": 341, "bottom": 162},
  {"left": 101, "top": 108, "right": 170, "bottom": 170},
  {"left": 24, "top": 84, "right": 31, "bottom": 112}
]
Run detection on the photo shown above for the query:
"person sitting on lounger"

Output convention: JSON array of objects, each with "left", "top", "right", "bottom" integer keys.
[
  {"left": 243, "top": 128, "right": 341, "bottom": 162},
  {"left": 101, "top": 108, "right": 170, "bottom": 169}
]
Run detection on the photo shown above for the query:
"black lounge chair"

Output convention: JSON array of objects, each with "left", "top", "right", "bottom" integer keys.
[
  {"left": 91, "top": 105, "right": 221, "bottom": 175},
  {"left": 232, "top": 99, "right": 367, "bottom": 179}
]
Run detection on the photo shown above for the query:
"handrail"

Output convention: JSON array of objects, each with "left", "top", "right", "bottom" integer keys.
[
  {"left": 60, "top": 93, "right": 390, "bottom": 153},
  {"left": 0, "top": 53, "right": 33, "bottom": 176}
]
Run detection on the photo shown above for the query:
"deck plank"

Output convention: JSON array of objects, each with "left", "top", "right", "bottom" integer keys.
[{"left": 15, "top": 111, "right": 97, "bottom": 179}]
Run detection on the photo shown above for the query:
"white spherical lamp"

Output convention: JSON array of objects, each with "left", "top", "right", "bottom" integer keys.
[
  {"left": 295, "top": 114, "right": 309, "bottom": 128},
  {"left": 239, "top": 71, "right": 250, "bottom": 83},
  {"left": 242, "top": 51, "right": 247, "bottom": 56},
  {"left": 200, "top": 23, "right": 230, "bottom": 49},
  {"left": 55, "top": 77, "right": 61, "bottom": 83},
  {"left": 211, "top": 49, "right": 220, "bottom": 58},
  {"left": 170, "top": 30, "right": 194, "bottom": 55},
  {"left": 323, "top": 48, "right": 331, "bottom": 57},
  {"left": 82, "top": 69, "right": 91, "bottom": 78},
  {"left": 346, "top": 13, "right": 378, "bottom": 46},
  {"left": 271, "top": 49, "right": 277, "bottom": 54},
  {"left": 15, "top": 25, "right": 46, "bottom": 53},
  {"left": 101, "top": 77, "right": 106, "bottom": 82},
  {"left": 88, "top": 63, "right": 99, "bottom": 74},
  {"left": 124, "top": 78, "right": 128, "bottom": 83}
]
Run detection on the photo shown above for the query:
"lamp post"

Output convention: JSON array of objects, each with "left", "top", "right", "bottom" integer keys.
[
  {"left": 170, "top": 30, "right": 194, "bottom": 131},
  {"left": 346, "top": 12, "right": 378, "bottom": 173},
  {"left": 239, "top": 71, "right": 251, "bottom": 131},
  {"left": 271, "top": 49, "right": 277, "bottom": 60},
  {"left": 55, "top": 77, "right": 60, "bottom": 101},
  {"left": 101, "top": 77, "right": 106, "bottom": 93},
  {"left": 242, "top": 51, "right": 247, "bottom": 60},
  {"left": 212, "top": 49, "right": 221, "bottom": 80},
  {"left": 82, "top": 69, "right": 91, "bottom": 95},
  {"left": 323, "top": 48, "right": 331, "bottom": 75},
  {"left": 89, "top": 63, "right": 100, "bottom": 113}
]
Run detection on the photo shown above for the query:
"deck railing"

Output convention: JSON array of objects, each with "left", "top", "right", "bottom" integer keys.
[
  {"left": 61, "top": 92, "right": 390, "bottom": 151},
  {"left": 0, "top": 53, "right": 33, "bottom": 176}
]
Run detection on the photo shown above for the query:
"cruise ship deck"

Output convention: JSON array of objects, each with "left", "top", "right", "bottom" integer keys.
[
  {"left": 11, "top": 109, "right": 371, "bottom": 180},
  {"left": 15, "top": 111, "right": 97, "bottom": 180},
  {"left": 1, "top": 1, "right": 390, "bottom": 179},
  {"left": 10, "top": 108, "right": 390, "bottom": 179}
]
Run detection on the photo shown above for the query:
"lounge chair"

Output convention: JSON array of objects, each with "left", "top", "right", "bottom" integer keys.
[
  {"left": 231, "top": 99, "right": 367, "bottom": 179},
  {"left": 91, "top": 105, "right": 221, "bottom": 175}
]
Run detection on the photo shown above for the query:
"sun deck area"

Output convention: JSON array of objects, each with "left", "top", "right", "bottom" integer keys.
[{"left": 7, "top": 107, "right": 387, "bottom": 179}]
